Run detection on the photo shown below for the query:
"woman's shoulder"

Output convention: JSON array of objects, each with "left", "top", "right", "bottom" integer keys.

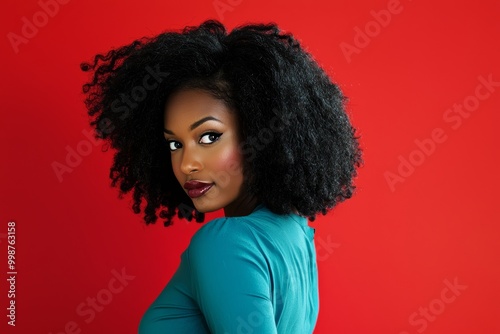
[
  {"left": 189, "top": 213, "right": 255, "bottom": 253},
  {"left": 187, "top": 205, "right": 270, "bottom": 255},
  {"left": 187, "top": 204, "right": 311, "bottom": 256},
  {"left": 185, "top": 212, "right": 270, "bottom": 274},
  {"left": 190, "top": 204, "right": 287, "bottom": 241}
]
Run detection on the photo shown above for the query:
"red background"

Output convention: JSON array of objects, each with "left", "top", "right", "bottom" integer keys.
[{"left": 1, "top": 0, "right": 499, "bottom": 333}]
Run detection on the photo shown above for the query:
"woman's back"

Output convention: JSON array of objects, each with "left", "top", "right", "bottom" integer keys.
[{"left": 139, "top": 203, "right": 319, "bottom": 333}]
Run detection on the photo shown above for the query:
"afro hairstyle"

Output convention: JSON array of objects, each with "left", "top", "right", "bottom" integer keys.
[{"left": 80, "top": 19, "right": 363, "bottom": 226}]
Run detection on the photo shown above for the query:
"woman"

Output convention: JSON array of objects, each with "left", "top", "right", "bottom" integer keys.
[{"left": 81, "top": 19, "right": 362, "bottom": 333}]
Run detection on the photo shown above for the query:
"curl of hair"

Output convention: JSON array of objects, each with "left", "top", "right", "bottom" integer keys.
[{"left": 80, "top": 19, "right": 363, "bottom": 227}]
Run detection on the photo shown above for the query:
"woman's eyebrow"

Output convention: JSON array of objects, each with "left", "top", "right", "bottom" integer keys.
[
  {"left": 164, "top": 116, "right": 223, "bottom": 134},
  {"left": 189, "top": 116, "right": 222, "bottom": 130}
]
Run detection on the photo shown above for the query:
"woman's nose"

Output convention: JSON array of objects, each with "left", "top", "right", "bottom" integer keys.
[{"left": 179, "top": 147, "right": 203, "bottom": 175}]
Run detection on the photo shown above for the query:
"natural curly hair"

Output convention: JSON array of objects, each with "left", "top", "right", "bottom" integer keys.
[{"left": 80, "top": 19, "right": 363, "bottom": 227}]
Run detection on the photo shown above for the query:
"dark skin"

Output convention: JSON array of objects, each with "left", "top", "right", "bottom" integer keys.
[
  {"left": 163, "top": 88, "right": 260, "bottom": 218},
  {"left": 223, "top": 189, "right": 260, "bottom": 217}
]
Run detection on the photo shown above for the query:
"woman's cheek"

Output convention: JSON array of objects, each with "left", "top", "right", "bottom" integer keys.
[{"left": 212, "top": 145, "right": 244, "bottom": 185}]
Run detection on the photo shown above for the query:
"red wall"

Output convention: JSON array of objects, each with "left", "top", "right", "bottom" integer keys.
[{"left": 1, "top": 0, "right": 499, "bottom": 333}]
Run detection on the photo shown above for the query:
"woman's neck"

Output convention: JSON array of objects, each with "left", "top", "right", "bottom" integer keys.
[{"left": 223, "top": 192, "right": 260, "bottom": 217}]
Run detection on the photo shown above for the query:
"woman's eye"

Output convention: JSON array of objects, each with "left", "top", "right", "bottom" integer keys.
[
  {"left": 199, "top": 132, "right": 222, "bottom": 144},
  {"left": 168, "top": 141, "right": 182, "bottom": 151}
]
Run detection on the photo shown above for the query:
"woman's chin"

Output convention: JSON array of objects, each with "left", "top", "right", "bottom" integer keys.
[{"left": 191, "top": 200, "right": 221, "bottom": 214}]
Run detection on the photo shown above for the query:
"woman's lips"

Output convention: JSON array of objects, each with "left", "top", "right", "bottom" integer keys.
[{"left": 183, "top": 181, "right": 214, "bottom": 198}]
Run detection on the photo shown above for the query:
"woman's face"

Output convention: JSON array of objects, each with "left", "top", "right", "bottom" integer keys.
[{"left": 163, "top": 88, "right": 246, "bottom": 214}]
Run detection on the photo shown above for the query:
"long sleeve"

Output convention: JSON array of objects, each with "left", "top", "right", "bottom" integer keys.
[{"left": 187, "top": 217, "right": 278, "bottom": 334}]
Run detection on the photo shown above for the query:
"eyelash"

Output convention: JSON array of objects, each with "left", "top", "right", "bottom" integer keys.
[{"left": 166, "top": 132, "right": 222, "bottom": 152}]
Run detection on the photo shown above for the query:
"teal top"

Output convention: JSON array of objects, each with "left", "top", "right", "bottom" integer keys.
[{"left": 138, "top": 204, "right": 319, "bottom": 333}]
